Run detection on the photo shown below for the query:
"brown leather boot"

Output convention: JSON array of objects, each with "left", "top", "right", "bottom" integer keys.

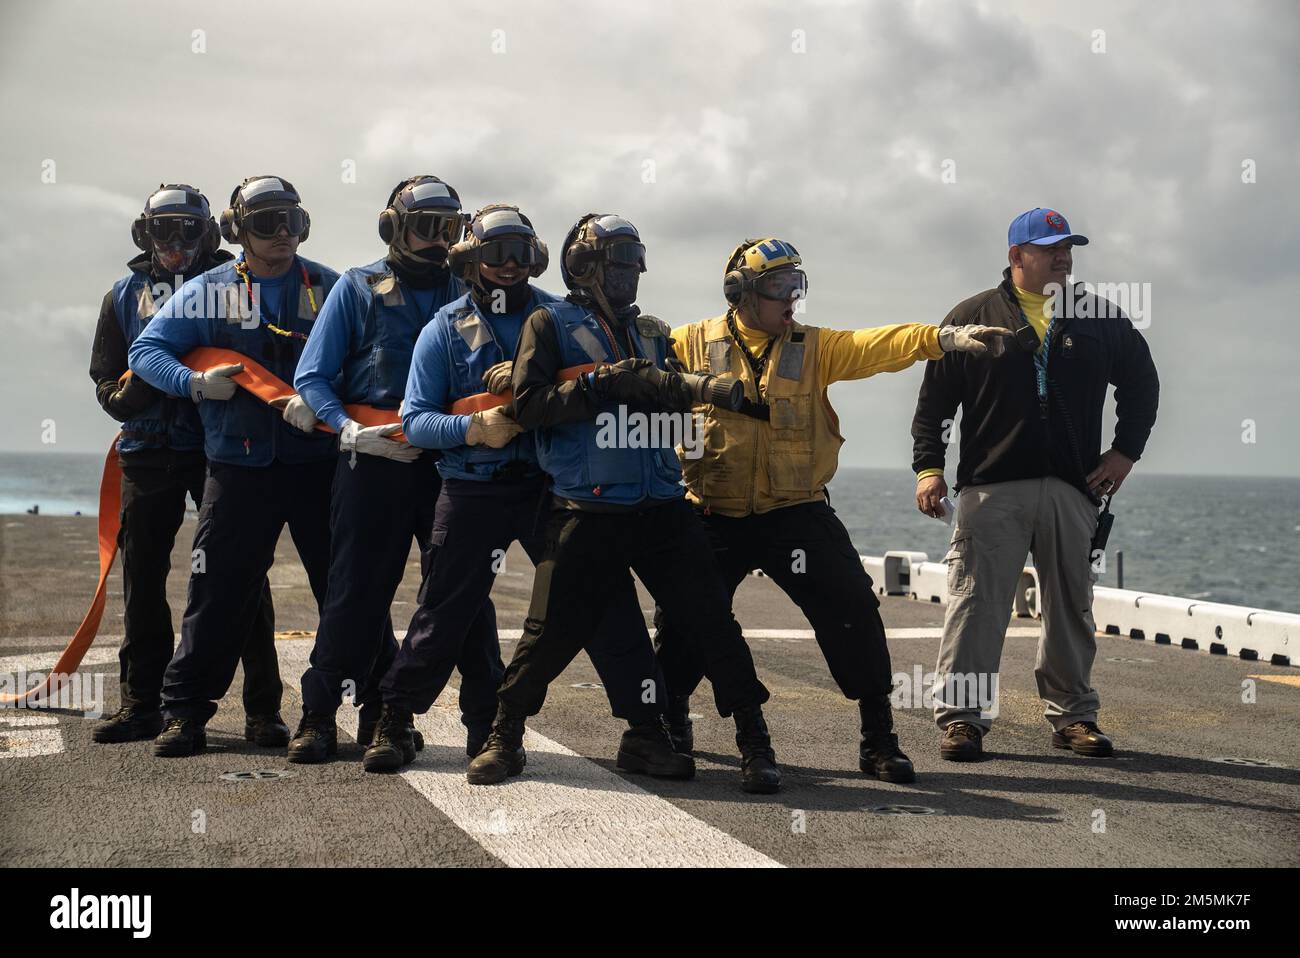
[
  {"left": 939, "top": 722, "right": 984, "bottom": 761},
  {"left": 1051, "top": 721, "right": 1114, "bottom": 757}
]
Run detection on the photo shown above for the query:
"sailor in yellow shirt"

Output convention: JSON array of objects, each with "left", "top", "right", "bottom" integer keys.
[{"left": 656, "top": 237, "right": 1010, "bottom": 782}]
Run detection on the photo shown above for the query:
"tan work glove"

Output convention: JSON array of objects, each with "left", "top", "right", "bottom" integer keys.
[
  {"left": 482, "top": 361, "right": 514, "bottom": 394},
  {"left": 269, "top": 395, "right": 319, "bottom": 433},
  {"left": 464, "top": 406, "right": 523, "bottom": 449}
]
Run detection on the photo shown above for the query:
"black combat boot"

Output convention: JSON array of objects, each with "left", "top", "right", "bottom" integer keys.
[
  {"left": 244, "top": 712, "right": 290, "bottom": 747},
  {"left": 617, "top": 717, "right": 696, "bottom": 779},
  {"left": 466, "top": 723, "right": 491, "bottom": 759},
  {"left": 664, "top": 694, "right": 694, "bottom": 754},
  {"left": 362, "top": 705, "right": 416, "bottom": 773},
  {"left": 358, "top": 700, "right": 423, "bottom": 753},
  {"left": 733, "top": 705, "right": 781, "bottom": 794},
  {"left": 154, "top": 717, "right": 207, "bottom": 757},
  {"left": 858, "top": 696, "right": 916, "bottom": 783},
  {"left": 466, "top": 711, "right": 527, "bottom": 785},
  {"left": 356, "top": 699, "right": 381, "bottom": 748},
  {"left": 93, "top": 706, "right": 163, "bottom": 744},
  {"left": 286, "top": 711, "right": 338, "bottom": 764}
]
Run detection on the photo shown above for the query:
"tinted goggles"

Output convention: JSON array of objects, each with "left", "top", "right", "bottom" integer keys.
[
  {"left": 406, "top": 210, "right": 464, "bottom": 244},
  {"left": 146, "top": 215, "right": 206, "bottom": 244},
  {"left": 479, "top": 238, "right": 539, "bottom": 268},
  {"left": 755, "top": 268, "right": 808, "bottom": 301},
  {"left": 604, "top": 241, "right": 646, "bottom": 271},
  {"left": 243, "top": 206, "right": 309, "bottom": 238}
]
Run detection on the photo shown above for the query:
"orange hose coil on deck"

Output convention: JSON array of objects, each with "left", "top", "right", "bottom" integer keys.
[{"left": 0, "top": 349, "right": 593, "bottom": 705}]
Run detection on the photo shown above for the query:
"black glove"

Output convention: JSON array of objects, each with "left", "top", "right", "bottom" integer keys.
[
  {"left": 110, "top": 374, "right": 159, "bottom": 418},
  {"left": 590, "top": 359, "right": 662, "bottom": 405}
]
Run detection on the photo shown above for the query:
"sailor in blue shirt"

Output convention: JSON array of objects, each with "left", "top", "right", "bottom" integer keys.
[
  {"left": 363, "top": 205, "right": 681, "bottom": 777},
  {"left": 88, "top": 183, "right": 280, "bottom": 746},
  {"left": 128, "top": 175, "right": 339, "bottom": 757},
  {"left": 469, "top": 214, "right": 779, "bottom": 793},
  {"left": 287, "top": 176, "right": 497, "bottom": 763}
]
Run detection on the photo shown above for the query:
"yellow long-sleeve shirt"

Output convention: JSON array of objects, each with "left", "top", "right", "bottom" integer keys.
[
  {"left": 670, "top": 316, "right": 943, "bottom": 513},
  {"left": 670, "top": 319, "right": 943, "bottom": 385}
]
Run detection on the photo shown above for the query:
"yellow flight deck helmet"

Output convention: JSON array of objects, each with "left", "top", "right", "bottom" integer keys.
[{"left": 722, "top": 238, "right": 808, "bottom": 307}]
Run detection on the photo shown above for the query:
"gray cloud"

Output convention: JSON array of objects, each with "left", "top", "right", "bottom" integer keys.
[{"left": 1, "top": 0, "right": 1296, "bottom": 474}]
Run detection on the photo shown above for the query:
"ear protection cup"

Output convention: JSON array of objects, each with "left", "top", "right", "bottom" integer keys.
[
  {"left": 723, "top": 270, "right": 747, "bottom": 306},
  {"left": 446, "top": 235, "right": 476, "bottom": 279},
  {"left": 219, "top": 207, "right": 238, "bottom": 243},
  {"left": 561, "top": 214, "right": 600, "bottom": 282},
  {"left": 530, "top": 239, "right": 549, "bottom": 278},
  {"left": 130, "top": 215, "right": 149, "bottom": 251},
  {"left": 377, "top": 177, "right": 415, "bottom": 245},
  {"left": 298, "top": 210, "right": 310, "bottom": 244},
  {"left": 722, "top": 239, "right": 760, "bottom": 306},
  {"left": 204, "top": 216, "right": 221, "bottom": 255},
  {"left": 377, "top": 208, "right": 399, "bottom": 245}
]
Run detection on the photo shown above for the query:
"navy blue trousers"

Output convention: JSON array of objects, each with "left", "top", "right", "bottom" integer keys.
[
  {"left": 299, "top": 451, "right": 497, "bottom": 732},
  {"left": 380, "top": 476, "right": 663, "bottom": 725},
  {"left": 162, "top": 458, "right": 334, "bottom": 723}
]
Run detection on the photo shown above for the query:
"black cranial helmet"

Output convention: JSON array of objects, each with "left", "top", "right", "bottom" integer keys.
[{"left": 131, "top": 183, "right": 220, "bottom": 273}]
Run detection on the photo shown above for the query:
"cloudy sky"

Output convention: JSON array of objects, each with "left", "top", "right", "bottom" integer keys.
[{"left": 1, "top": 0, "right": 1296, "bottom": 476}]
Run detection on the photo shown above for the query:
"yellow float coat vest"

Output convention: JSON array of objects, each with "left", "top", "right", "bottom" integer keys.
[{"left": 678, "top": 314, "right": 843, "bottom": 517}]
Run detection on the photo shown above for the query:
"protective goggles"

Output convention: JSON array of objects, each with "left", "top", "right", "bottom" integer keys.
[
  {"left": 603, "top": 241, "right": 646, "bottom": 271},
  {"left": 145, "top": 215, "right": 206, "bottom": 244},
  {"left": 755, "top": 268, "right": 808, "bottom": 301},
  {"left": 479, "top": 238, "right": 539, "bottom": 268},
  {"left": 405, "top": 210, "right": 464, "bottom": 244},
  {"left": 243, "top": 205, "right": 309, "bottom": 238}
]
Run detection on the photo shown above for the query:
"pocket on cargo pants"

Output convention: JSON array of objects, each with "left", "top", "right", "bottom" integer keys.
[{"left": 944, "top": 534, "right": 975, "bottom": 597}]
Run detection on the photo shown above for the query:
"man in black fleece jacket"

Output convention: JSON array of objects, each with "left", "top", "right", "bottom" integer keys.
[{"left": 911, "top": 207, "right": 1158, "bottom": 762}]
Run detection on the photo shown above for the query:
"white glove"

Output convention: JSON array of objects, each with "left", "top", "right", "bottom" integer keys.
[
  {"left": 339, "top": 419, "right": 422, "bottom": 463},
  {"left": 270, "top": 395, "right": 319, "bottom": 433},
  {"left": 189, "top": 363, "right": 243, "bottom": 402},
  {"left": 938, "top": 324, "right": 1014, "bottom": 356},
  {"left": 482, "top": 361, "right": 514, "bottom": 395},
  {"left": 464, "top": 406, "right": 523, "bottom": 449}
]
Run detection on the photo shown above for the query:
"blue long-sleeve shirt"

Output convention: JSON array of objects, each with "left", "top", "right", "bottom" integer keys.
[
  {"left": 128, "top": 255, "right": 339, "bottom": 466},
  {"left": 129, "top": 269, "right": 290, "bottom": 398},
  {"left": 402, "top": 304, "right": 529, "bottom": 449},
  {"left": 294, "top": 259, "right": 459, "bottom": 432}
]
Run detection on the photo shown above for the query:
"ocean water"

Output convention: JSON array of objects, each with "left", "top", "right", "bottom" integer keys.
[{"left": 2, "top": 453, "right": 1296, "bottom": 613}]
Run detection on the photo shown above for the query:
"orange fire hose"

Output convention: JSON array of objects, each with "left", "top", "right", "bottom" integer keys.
[{"left": 1, "top": 350, "right": 593, "bottom": 705}]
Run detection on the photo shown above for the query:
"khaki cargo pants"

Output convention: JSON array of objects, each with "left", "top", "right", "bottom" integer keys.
[{"left": 933, "top": 476, "right": 1101, "bottom": 733}]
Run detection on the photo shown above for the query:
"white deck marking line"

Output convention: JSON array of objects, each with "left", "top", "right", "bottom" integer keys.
[
  {"left": 0, "top": 649, "right": 119, "bottom": 674},
  {"left": 475, "top": 627, "right": 1042, "bottom": 641},
  {"left": 0, "top": 713, "right": 63, "bottom": 759},
  {"left": 275, "top": 643, "right": 782, "bottom": 868}
]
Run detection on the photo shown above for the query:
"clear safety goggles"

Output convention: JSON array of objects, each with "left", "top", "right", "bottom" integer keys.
[
  {"left": 755, "top": 268, "right": 808, "bottom": 301},
  {"left": 243, "top": 206, "right": 309, "bottom": 238}
]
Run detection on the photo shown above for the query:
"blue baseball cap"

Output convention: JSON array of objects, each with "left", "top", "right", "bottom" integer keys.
[{"left": 1008, "top": 208, "right": 1089, "bottom": 247}]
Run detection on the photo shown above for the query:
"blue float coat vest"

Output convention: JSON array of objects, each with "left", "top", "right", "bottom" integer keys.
[
  {"left": 435, "top": 287, "right": 556, "bottom": 481},
  {"left": 112, "top": 269, "right": 204, "bottom": 455},
  {"left": 340, "top": 259, "right": 465, "bottom": 408},
  {"left": 534, "top": 301, "right": 684, "bottom": 505},
  {"left": 196, "top": 256, "right": 339, "bottom": 466}
]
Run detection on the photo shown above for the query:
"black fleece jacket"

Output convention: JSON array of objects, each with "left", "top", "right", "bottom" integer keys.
[{"left": 911, "top": 268, "right": 1159, "bottom": 500}]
